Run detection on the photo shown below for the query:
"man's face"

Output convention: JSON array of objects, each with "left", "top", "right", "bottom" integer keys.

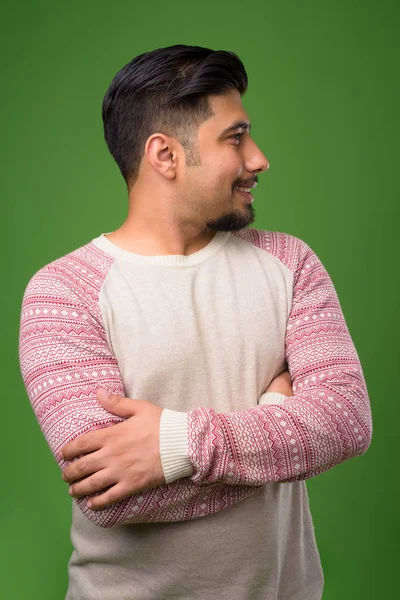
[{"left": 178, "top": 89, "right": 269, "bottom": 232}]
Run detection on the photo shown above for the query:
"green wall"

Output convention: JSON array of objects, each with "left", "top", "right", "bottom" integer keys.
[{"left": 2, "top": 1, "right": 398, "bottom": 598}]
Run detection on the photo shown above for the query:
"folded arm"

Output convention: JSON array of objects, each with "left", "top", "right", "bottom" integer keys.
[
  {"left": 163, "top": 238, "right": 373, "bottom": 487},
  {"left": 19, "top": 262, "right": 271, "bottom": 528}
]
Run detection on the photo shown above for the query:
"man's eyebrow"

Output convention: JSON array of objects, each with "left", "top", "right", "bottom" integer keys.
[{"left": 219, "top": 120, "right": 252, "bottom": 137}]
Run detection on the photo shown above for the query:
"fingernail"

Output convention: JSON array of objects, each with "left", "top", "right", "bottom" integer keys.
[
  {"left": 97, "top": 387, "right": 109, "bottom": 402},
  {"left": 87, "top": 500, "right": 93, "bottom": 509}
]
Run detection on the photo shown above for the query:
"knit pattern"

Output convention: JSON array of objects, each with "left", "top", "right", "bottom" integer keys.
[
  {"left": 19, "top": 238, "right": 259, "bottom": 527},
  {"left": 19, "top": 228, "right": 372, "bottom": 527},
  {"left": 188, "top": 229, "right": 372, "bottom": 485}
]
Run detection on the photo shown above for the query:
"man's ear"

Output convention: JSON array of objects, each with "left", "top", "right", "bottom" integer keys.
[{"left": 144, "top": 133, "right": 179, "bottom": 180}]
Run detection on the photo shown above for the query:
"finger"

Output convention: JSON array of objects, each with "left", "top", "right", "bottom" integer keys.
[
  {"left": 62, "top": 451, "right": 103, "bottom": 483},
  {"left": 97, "top": 389, "right": 138, "bottom": 419},
  {"left": 61, "top": 431, "right": 104, "bottom": 461},
  {"left": 87, "top": 482, "right": 132, "bottom": 510},
  {"left": 69, "top": 470, "right": 114, "bottom": 498},
  {"left": 87, "top": 479, "right": 156, "bottom": 510}
]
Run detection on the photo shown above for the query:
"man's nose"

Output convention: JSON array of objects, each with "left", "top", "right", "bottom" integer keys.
[
  {"left": 251, "top": 154, "right": 269, "bottom": 174},
  {"left": 247, "top": 141, "right": 269, "bottom": 174}
]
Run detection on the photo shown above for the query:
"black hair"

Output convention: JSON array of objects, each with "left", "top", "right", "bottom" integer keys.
[{"left": 102, "top": 44, "right": 248, "bottom": 188}]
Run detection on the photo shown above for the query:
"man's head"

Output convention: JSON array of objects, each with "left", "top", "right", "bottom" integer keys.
[{"left": 102, "top": 44, "right": 269, "bottom": 232}]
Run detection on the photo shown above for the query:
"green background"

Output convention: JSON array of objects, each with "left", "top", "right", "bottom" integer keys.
[{"left": 1, "top": 0, "right": 398, "bottom": 598}]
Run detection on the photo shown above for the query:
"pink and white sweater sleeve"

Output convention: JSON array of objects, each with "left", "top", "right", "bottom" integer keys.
[
  {"left": 163, "top": 234, "right": 373, "bottom": 486},
  {"left": 18, "top": 245, "right": 263, "bottom": 528}
]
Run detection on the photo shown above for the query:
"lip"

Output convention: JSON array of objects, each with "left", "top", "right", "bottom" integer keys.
[
  {"left": 234, "top": 187, "right": 254, "bottom": 203},
  {"left": 235, "top": 181, "right": 257, "bottom": 189}
]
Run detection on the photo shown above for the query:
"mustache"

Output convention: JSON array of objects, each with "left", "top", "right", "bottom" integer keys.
[{"left": 233, "top": 176, "right": 258, "bottom": 187}]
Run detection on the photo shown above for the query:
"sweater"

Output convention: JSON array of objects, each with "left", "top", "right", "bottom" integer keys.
[{"left": 19, "top": 226, "right": 372, "bottom": 600}]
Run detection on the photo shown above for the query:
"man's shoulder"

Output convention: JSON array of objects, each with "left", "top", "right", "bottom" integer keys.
[
  {"left": 231, "top": 227, "right": 314, "bottom": 274},
  {"left": 22, "top": 236, "right": 114, "bottom": 305}
]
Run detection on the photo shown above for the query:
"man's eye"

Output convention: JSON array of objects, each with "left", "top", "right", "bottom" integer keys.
[{"left": 230, "top": 133, "right": 243, "bottom": 142}]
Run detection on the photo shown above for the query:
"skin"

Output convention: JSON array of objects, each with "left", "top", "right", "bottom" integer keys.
[
  {"left": 61, "top": 88, "right": 293, "bottom": 510},
  {"left": 104, "top": 88, "right": 269, "bottom": 255}
]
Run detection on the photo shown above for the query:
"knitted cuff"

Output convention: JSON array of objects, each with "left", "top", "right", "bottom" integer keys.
[
  {"left": 258, "top": 391, "right": 287, "bottom": 406},
  {"left": 159, "top": 408, "right": 194, "bottom": 484}
]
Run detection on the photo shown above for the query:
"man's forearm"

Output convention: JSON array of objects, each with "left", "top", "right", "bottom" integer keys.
[
  {"left": 19, "top": 261, "right": 269, "bottom": 528},
  {"left": 159, "top": 240, "right": 373, "bottom": 488}
]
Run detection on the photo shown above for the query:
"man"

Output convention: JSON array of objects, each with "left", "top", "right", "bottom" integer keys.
[{"left": 19, "top": 44, "right": 372, "bottom": 600}]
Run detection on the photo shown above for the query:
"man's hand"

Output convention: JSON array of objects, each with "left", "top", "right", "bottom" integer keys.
[
  {"left": 60, "top": 389, "right": 166, "bottom": 510},
  {"left": 265, "top": 369, "right": 294, "bottom": 397}
]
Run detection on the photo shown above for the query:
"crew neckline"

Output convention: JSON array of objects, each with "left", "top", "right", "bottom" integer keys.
[{"left": 91, "top": 230, "right": 231, "bottom": 267}]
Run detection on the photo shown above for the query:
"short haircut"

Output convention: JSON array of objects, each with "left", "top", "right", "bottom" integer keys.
[{"left": 102, "top": 44, "right": 248, "bottom": 188}]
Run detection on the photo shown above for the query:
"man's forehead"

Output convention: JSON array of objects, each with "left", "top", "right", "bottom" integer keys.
[{"left": 202, "top": 91, "right": 251, "bottom": 134}]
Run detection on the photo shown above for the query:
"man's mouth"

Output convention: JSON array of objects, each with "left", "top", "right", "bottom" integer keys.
[{"left": 233, "top": 181, "right": 257, "bottom": 202}]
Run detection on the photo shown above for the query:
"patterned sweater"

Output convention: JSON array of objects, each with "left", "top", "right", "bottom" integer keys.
[{"left": 19, "top": 227, "right": 372, "bottom": 600}]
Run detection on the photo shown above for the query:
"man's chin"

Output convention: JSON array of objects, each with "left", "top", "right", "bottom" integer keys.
[{"left": 206, "top": 205, "right": 255, "bottom": 232}]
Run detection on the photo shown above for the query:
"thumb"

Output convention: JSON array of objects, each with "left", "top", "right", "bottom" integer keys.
[{"left": 97, "top": 388, "right": 137, "bottom": 418}]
